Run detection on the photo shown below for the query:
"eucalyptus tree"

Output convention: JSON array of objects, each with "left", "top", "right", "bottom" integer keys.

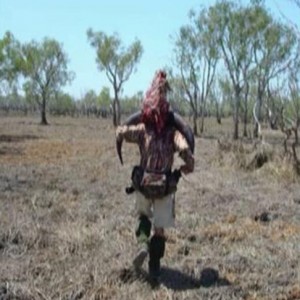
[
  {"left": 98, "top": 86, "right": 111, "bottom": 108},
  {"left": 21, "top": 38, "right": 74, "bottom": 124},
  {"left": 121, "top": 92, "right": 142, "bottom": 115},
  {"left": 81, "top": 89, "right": 98, "bottom": 117},
  {"left": 207, "top": 0, "right": 256, "bottom": 139},
  {"left": 287, "top": 59, "right": 300, "bottom": 144},
  {"left": 173, "top": 7, "right": 219, "bottom": 135},
  {"left": 194, "top": 9, "right": 219, "bottom": 133},
  {"left": 97, "top": 86, "right": 111, "bottom": 116},
  {"left": 166, "top": 71, "right": 190, "bottom": 116},
  {"left": 49, "top": 92, "right": 75, "bottom": 116},
  {"left": 209, "top": 78, "right": 226, "bottom": 124},
  {"left": 251, "top": 0, "right": 297, "bottom": 137},
  {"left": 218, "top": 76, "right": 234, "bottom": 118},
  {"left": 0, "top": 31, "right": 21, "bottom": 95},
  {"left": 87, "top": 29, "right": 143, "bottom": 126},
  {"left": 173, "top": 25, "right": 200, "bottom": 135}
]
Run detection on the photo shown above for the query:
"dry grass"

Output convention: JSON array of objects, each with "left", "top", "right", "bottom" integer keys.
[{"left": 0, "top": 115, "right": 300, "bottom": 300}]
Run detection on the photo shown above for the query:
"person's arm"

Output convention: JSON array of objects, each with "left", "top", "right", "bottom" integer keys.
[
  {"left": 174, "top": 131, "right": 194, "bottom": 174},
  {"left": 116, "top": 123, "right": 144, "bottom": 144}
]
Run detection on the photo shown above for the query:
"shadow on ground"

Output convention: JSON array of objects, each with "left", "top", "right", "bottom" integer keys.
[
  {"left": 118, "top": 266, "right": 230, "bottom": 291},
  {"left": 0, "top": 134, "right": 39, "bottom": 143}
]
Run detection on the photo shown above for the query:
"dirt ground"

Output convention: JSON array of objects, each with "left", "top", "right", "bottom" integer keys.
[{"left": 0, "top": 115, "right": 300, "bottom": 300}]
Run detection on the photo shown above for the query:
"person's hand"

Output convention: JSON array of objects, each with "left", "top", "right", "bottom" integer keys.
[
  {"left": 180, "top": 165, "right": 191, "bottom": 175},
  {"left": 125, "top": 186, "right": 135, "bottom": 194},
  {"left": 173, "top": 169, "right": 182, "bottom": 182}
]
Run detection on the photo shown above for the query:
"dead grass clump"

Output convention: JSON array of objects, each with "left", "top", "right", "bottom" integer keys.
[
  {"left": 0, "top": 145, "right": 23, "bottom": 156},
  {"left": 201, "top": 219, "right": 260, "bottom": 244},
  {"left": 0, "top": 221, "right": 50, "bottom": 256},
  {"left": 217, "top": 138, "right": 248, "bottom": 153},
  {"left": 214, "top": 139, "right": 249, "bottom": 169},
  {"left": 260, "top": 155, "right": 300, "bottom": 183},
  {"left": 202, "top": 217, "right": 300, "bottom": 251},
  {"left": 215, "top": 139, "right": 274, "bottom": 170},
  {"left": 0, "top": 227, "right": 28, "bottom": 257},
  {"left": 0, "top": 282, "right": 33, "bottom": 300},
  {"left": 277, "top": 285, "right": 300, "bottom": 300},
  {"left": 24, "top": 140, "right": 73, "bottom": 164},
  {"left": 54, "top": 221, "right": 104, "bottom": 256},
  {"left": 245, "top": 143, "right": 274, "bottom": 171},
  {"left": 270, "top": 221, "right": 300, "bottom": 241}
]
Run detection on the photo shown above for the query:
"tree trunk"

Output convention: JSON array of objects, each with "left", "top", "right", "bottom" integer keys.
[
  {"left": 200, "top": 96, "right": 206, "bottom": 134},
  {"left": 242, "top": 94, "right": 248, "bottom": 137},
  {"left": 243, "top": 85, "right": 249, "bottom": 138},
  {"left": 254, "top": 89, "right": 263, "bottom": 138},
  {"left": 243, "top": 107, "right": 248, "bottom": 138},
  {"left": 233, "top": 88, "right": 240, "bottom": 140},
  {"left": 295, "top": 127, "right": 299, "bottom": 146},
  {"left": 193, "top": 111, "right": 198, "bottom": 136},
  {"left": 40, "top": 94, "right": 48, "bottom": 125},
  {"left": 215, "top": 101, "right": 221, "bottom": 124},
  {"left": 116, "top": 98, "right": 121, "bottom": 125},
  {"left": 112, "top": 100, "right": 117, "bottom": 126},
  {"left": 200, "top": 114, "right": 204, "bottom": 134},
  {"left": 112, "top": 88, "right": 121, "bottom": 127}
]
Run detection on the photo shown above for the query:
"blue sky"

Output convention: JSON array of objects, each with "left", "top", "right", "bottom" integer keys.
[{"left": 1, "top": 0, "right": 299, "bottom": 99}]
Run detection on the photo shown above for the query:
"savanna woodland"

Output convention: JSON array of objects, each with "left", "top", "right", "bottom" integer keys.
[{"left": 1, "top": 0, "right": 300, "bottom": 299}]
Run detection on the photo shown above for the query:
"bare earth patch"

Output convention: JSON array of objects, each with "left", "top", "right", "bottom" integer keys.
[{"left": 0, "top": 116, "right": 299, "bottom": 300}]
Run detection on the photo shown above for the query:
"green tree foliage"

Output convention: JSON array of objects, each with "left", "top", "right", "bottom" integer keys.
[
  {"left": 286, "top": 58, "right": 300, "bottom": 145},
  {"left": 79, "top": 89, "right": 98, "bottom": 117},
  {"left": 251, "top": 1, "right": 297, "bottom": 137},
  {"left": 98, "top": 86, "right": 111, "bottom": 109},
  {"left": 0, "top": 31, "right": 21, "bottom": 94},
  {"left": 167, "top": 73, "right": 190, "bottom": 116},
  {"left": 121, "top": 91, "right": 143, "bottom": 115},
  {"left": 207, "top": 0, "right": 257, "bottom": 139},
  {"left": 173, "top": 7, "right": 219, "bottom": 135},
  {"left": 82, "top": 89, "right": 98, "bottom": 107},
  {"left": 49, "top": 92, "right": 76, "bottom": 116},
  {"left": 20, "top": 38, "right": 74, "bottom": 124},
  {"left": 87, "top": 29, "right": 143, "bottom": 126}
]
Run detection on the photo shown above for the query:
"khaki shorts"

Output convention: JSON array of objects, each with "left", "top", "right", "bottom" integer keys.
[{"left": 135, "top": 191, "right": 175, "bottom": 228}]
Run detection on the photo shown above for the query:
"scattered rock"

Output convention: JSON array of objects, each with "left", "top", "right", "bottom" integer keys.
[
  {"left": 187, "top": 235, "right": 197, "bottom": 242},
  {"left": 72, "top": 188, "right": 80, "bottom": 196},
  {"left": 256, "top": 212, "right": 271, "bottom": 222},
  {"left": 246, "top": 143, "right": 273, "bottom": 170},
  {"left": 254, "top": 211, "right": 277, "bottom": 223}
]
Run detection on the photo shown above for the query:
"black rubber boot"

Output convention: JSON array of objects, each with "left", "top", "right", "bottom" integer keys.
[{"left": 148, "top": 235, "right": 165, "bottom": 280}]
